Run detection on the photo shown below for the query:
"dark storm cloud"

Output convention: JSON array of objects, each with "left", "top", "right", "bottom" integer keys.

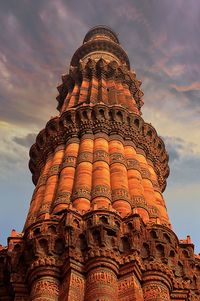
[{"left": 13, "top": 133, "right": 37, "bottom": 148}]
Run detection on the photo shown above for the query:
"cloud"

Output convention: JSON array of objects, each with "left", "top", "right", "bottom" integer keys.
[
  {"left": 163, "top": 136, "right": 197, "bottom": 161},
  {"left": 13, "top": 133, "right": 37, "bottom": 148},
  {"left": 171, "top": 82, "right": 200, "bottom": 92}
]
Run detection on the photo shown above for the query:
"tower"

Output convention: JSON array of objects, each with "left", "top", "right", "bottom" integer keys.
[{"left": 0, "top": 25, "right": 199, "bottom": 300}]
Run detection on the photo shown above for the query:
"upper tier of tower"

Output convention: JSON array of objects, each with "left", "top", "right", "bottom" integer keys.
[
  {"left": 56, "top": 26, "right": 144, "bottom": 114},
  {"left": 28, "top": 26, "right": 170, "bottom": 229}
]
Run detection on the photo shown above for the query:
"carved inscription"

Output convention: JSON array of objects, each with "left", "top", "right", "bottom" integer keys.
[
  {"left": 143, "top": 283, "right": 170, "bottom": 301},
  {"left": 110, "top": 152, "right": 127, "bottom": 166},
  {"left": 67, "top": 273, "right": 85, "bottom": 301},
  {"left": 37, "top": 174, "right": 48, "bottom": 187},
  {"left": 61, "top": 156, "right": 76, "bottom": 169},
  {"left": 112, "top": 188, "right": 129, "bottom": 202},
  {"left": 93, "top": 150, "right": 109, "bottom": 163},
  {"left": 49, "top": 164, "right": 60, "bottom": 177},
  {"left": 54, "top": 191, "right": 71, "bottom": 206},
  {"left": 130, "top": 195, "right": 147, "bottom": 208},
  {"left": 72, "top": 186, "right": 91, "bottom": 200},
  {"left": 77, "top": 151, "right": 93, "bottom": 164},
  {"left": 85, "top": 269, "right": 117, "bottom": 300},
  {"left": 118, "top": 276, "right": 135, "bottom": 293},
  {"left": 127, "top": 158, "right": 141, "bottom": 171},
  {"left": 87, "top": 270, "right": 116, "bottom": 284},
  {"left": 92, "top": 185, "right": 111, "bottom": 199},
  {"left": 39, "top": 203, "right": 51, "bottom": 214},
  {"left": 71, "top": 273, "right": 85, "bottom": 290},
  {"left": 30, "top": 277, "right": 59, "bottom": 300},
  {"left": 149, "top": 205, "right": 159, "bottom": 218},
  {"left": 118, "top": 275, "right": 143, "bottom": 301},
  {"left": 141, "top": 167, "right": 151, "bottom": 179}
]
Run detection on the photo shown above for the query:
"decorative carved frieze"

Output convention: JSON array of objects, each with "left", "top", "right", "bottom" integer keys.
[
  {"left": 112, "top": 188, "right": 130, "bottom": 202},
  {"left": 77, "top": 151, "right": 93, "bottom": 164},
  {"left": 93, "top": 150, "right": 109, "bottom": 164},
  {"left": 110, "top": 152, "right": 127, "bottom": 167},
  {"left": 30, "top": 276, "right": 59, "bottom": 300},
  {"left": 72, "top": 187, "right": 91, "bottom": 201},
  {"left": 127, "top": 158, "right": 141, "bottom": 171},
  {"left": 141, "top": 167, "right": 151, "bottom": 179},
  {"left": 61, "top": 156, "right": 77, "bottom": 169},
  {"left": 143, "top": 282, "right": 170, "bottom": 301},
  {"left": 92, "top": 185, "right": 111, "bottom": 200},
  {"left": 49, "top": 164, "right": 60, "bottom": 177},
  {"left": 54, "top": 191, "right": 71, "bottom": 206},
  {"left": 130, "top": 195, "right": 147, "bottom": 208}
]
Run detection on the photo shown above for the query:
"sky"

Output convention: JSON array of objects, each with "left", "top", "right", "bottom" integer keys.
[{"left": 0, "top": 0, "right": 200, "bottom": 252}]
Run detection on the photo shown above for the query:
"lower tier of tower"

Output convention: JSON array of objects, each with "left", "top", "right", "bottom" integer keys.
[{"left": 1, "top": 210, "right": 199, "bottom": 301}]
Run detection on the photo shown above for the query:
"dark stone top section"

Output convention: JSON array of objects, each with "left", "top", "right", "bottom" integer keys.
[
  {"left": 83, "top": 25, "right": 120, "bottom": 44},
  {"left": 70, "top": 25, "right": 130, "bottom": 69}
]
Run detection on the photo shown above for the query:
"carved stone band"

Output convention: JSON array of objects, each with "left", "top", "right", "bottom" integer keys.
[
  {"left": 93, "top": 150, "right": 109, "bottom": 164},
  {"left": 112, "top": 188, "right": 130, "bottom": 202},
  {"left": 91, "top": 185, "right": 111, "bottom": 200},
  {"left": 72, "top": 187, "right": 91, "bottom": 201}
]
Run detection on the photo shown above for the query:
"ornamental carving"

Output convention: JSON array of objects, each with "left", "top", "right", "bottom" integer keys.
[
  {"left": 93, "top": 150, "right": 110, "bottom": 163},
  {"left": 61, "top": 156, "right": 77, "bottom": 168},
  {"left": 143, "top": 283, "right": 170, "bottom": 301},
  {"left": 49, "top": 164, "right": 60, "bottom": 177},
  {"left": 87, "top": 270, "right": 116, "bottom": 285},
  {"left": 31, "top": 278, "right": 59, "bottom": 298},
  {"left": 110, "top": 152, "right": 127, "bottom": 167},
  {"left": 72, "top": 186, "right": 91, "bottom": 200},
  {"left": 127, "top": 158, "right": 141, "bottom": 171},
  {"left": 112, "top": 188, "right": 130, "bottom": 202},
  {"left": 130, "top": 195, "right": 147, "bottom": 208},
  {"left": 91, "top": 185, "right": 111, "bottom": 199},
  {"left": 141, "top": 167, "right": 151, "bottom": 179},
  {"left": 77, "top": 151, "right": 93, "bottom": 164},
  {"left": 53, "top": 191, "right": 71, "bottom": 206}
]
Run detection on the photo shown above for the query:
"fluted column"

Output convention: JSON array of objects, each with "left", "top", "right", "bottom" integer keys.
[
  {"left": 30, "top": 276, "right": 59, "bottom": 301},
  {"left": 148, "top": 163, "right": 170, "bottom": 226},
  {"left": 138, "top": 152, "right": 156, "bottom": 207},
  {"left": 78, "top": 71, "right": 90, "bottom": 104},
  {"left": 61, "top": 87, "right": 73, "bottom": 113},
  {"left": 91, "top": 135, "right": 111, "bottom": 209},
  {"left": 68, "top": 80, "right": 80, "bottom": 108},
  {"left": 37, "top": 146, "right": 65, "bottom": 219},
  {"left": 124, "top": 144, "right": 150, "bottom": 222},
  {"left": 25, "top": 154, "right": 53, "bottom": 227},
  {"left": 97, "top": 71, "right": 108, "bottom": 104},
  {"left": 85, "top": 266, "right": 118, "bottom": 301},
  {"left": 115, "top": 80, "right": 127, "bottom": 107},
  {"left": 89, "top": 73, "right": 98, "bottom": 104},
  {"left": 122, "top": 82, "right": 139, "bottom": 114},
  {"left": 72, "top": 136, "right": 93, "bottom": 211},
  {"left": 107, "top": 78, "right": 118, "bottom": 104},
  {"left": 109, "top": 138, "right": 131, "bottom": 217},
  {"left": 52, "top": 140, "right": 79, "bottom": 214}
]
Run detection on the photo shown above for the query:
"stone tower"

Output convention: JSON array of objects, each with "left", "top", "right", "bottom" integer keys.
[{"left": 0, "top": 26, "right": 199, "bottom": 301}]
